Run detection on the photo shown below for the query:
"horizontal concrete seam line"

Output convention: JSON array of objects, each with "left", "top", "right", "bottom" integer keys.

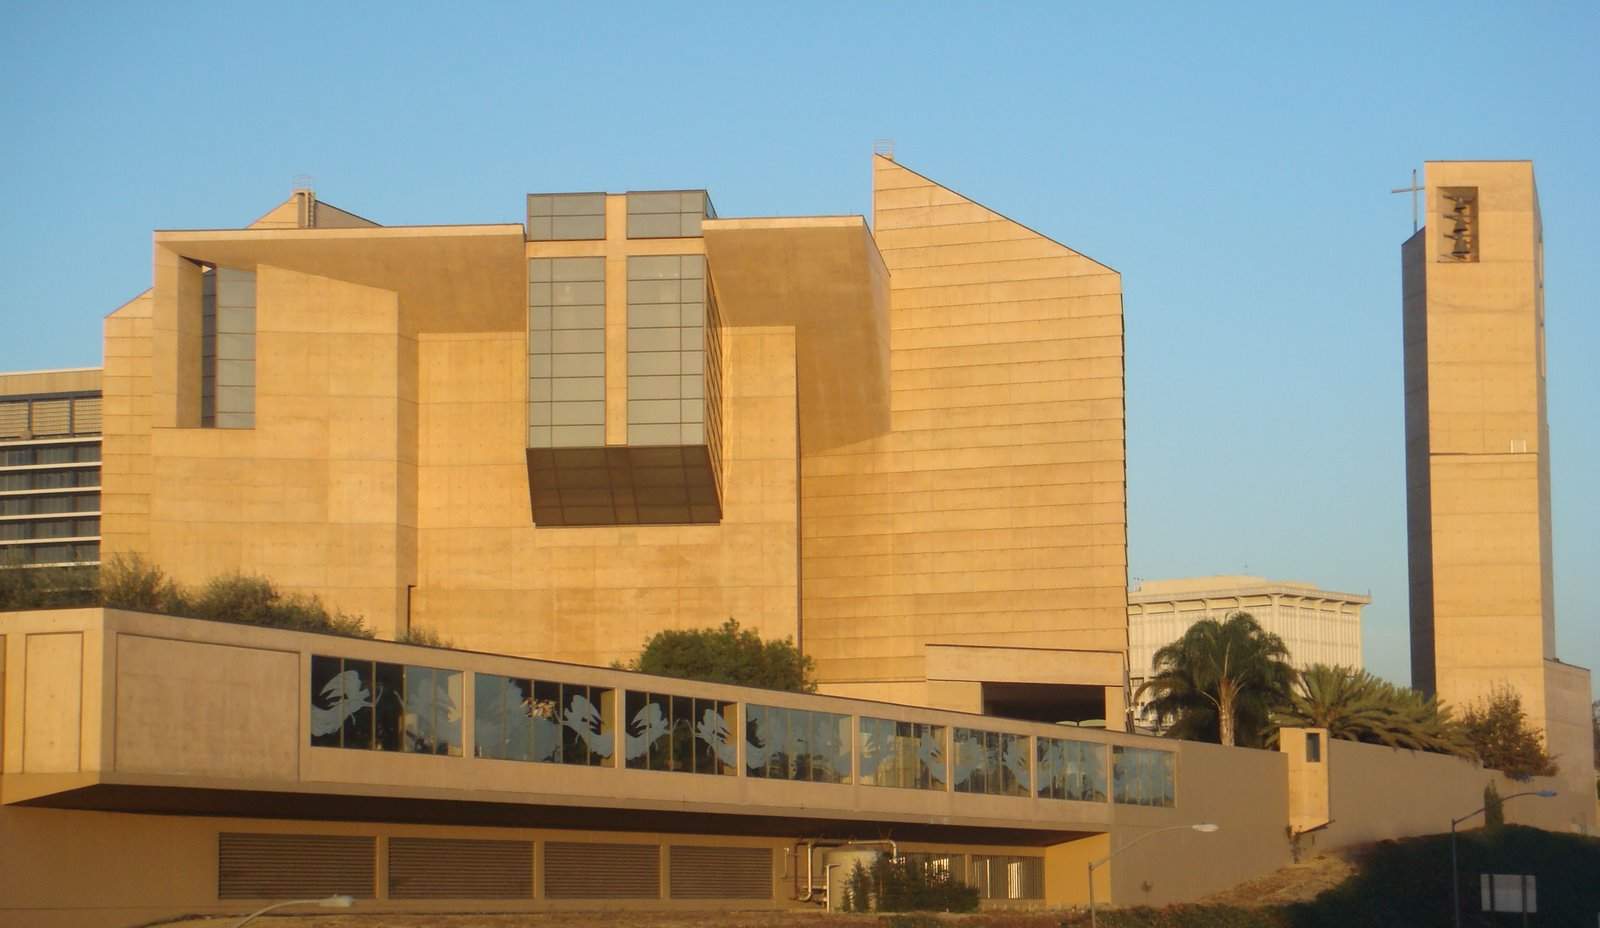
[
  {"left": 890, "top": 351, "right": 1125, "bottom": 368},
  {"left": 887, "top": 276, "right": 1120, "bottom": 295},
  {"left": 802, "top": 585, "right": 1127, "bottom": 599},
  {"left": 802, "top": 446, "right": 1123, "bottom": 465},
  {"left": 866, "top": 415, "right": 1126, "bottom": 430},
  {"left": 801, "top": 474, "right": 1126, "bottom": 493},
  {"left": 892, "top": 314, "right": 1124, "bottom": 332},
  {"left": 802, "top": 554, "right": 1128, "bottom": 567},
  {"left": 877, "top": 253, "right": 1121, "bottom": 273},
  {"left": 889, "top": 357, "right": 1123, "bottom": 374}
]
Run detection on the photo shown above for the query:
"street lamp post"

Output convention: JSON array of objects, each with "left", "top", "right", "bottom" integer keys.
[
  {"left": 233, "top": 894, "right": 354, "bottom": 927},
  {"left": 1087, "top": 823, "right": 1218, "bottom": 928},
  {"left": 1448, "top": 789, "right": 1557, "bottom": 928}
]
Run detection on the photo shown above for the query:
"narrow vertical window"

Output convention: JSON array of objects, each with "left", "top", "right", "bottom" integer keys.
[{"left": 201, "top": 265, "right": 256, "bottom": 428}]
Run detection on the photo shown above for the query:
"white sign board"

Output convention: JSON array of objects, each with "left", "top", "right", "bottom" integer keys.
[{"left": 1480, "top": 873, "right": 1537, "bottom": 914}]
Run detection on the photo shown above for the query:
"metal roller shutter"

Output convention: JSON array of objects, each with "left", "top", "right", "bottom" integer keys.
[
  {"left": 28, "top": 400, "right": 70, "bottom": 436},
  {"left": 217, "top": 832, "right": 376, "bottom": 900},
  {"left": 71, "top": 397, "right": 102, "bottom": 434},
  {"left": 387, "top": 837, "right": 534, "bottom": 900},
  {"left": 543, "top": 841, "right": 659, "bottom": 899},
  {"left": 669, "top": 845, "right": 773, "bottom": 900},
  {"left": 0, "top": 401, "right": 25, "bottom": 438}
]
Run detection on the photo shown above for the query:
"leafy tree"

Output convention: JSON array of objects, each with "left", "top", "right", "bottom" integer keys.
[
  {"left": 846, "top": 860, "right": 872, "bottom": 912},
  {"left": 1592, "top": 699, "right": 1599, "bottom": 768},
  {"left": 1459, "top": 686, "right": 1557, "bottom": 780},
  {"left": 1271, "top": 664, "right": 1471, "bottom": 756},
  {"left": 1137, "top": 612, "right": 1294, "bottom": 747},
  {"left": 1483, "top": 781, "right": 1505, "bottom": 831},
  {"left": 624, "top": 618, "right": 815, "bottom": 692}
]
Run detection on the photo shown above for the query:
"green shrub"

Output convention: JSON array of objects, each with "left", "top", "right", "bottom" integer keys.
[
  {"left": 848, "top": 859, "right": 874, "bottom": 912},
  {"left": 0, "top": 559, "right": 98, "bottom": 611},
  {"left": 868, "top": 855, "right": 980, "bottom": 913},
  {"left": 396, "top": 624, "right": 453, "bottom": 648},
  {"left": 183, "top": 573, "right": 372, "bottom": 638},
  {"left": 100, "top": 553, "right": 184, "bottom": 613}
]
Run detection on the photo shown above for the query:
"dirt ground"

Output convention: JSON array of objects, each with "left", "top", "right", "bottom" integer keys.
[
  {"left": 153, "top": 852, "right": 1361, "bottom": 928},
  {"left": 156, "top": 913, "right": 1061, "bottom": 928},
  {"left": 1198, "top": 850, "right": 1358, "bottom": 907}
]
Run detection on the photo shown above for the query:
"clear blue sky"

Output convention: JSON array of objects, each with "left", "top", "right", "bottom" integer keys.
[{"left": 2, "top": 2, "right": 1595, "bottom": 696}]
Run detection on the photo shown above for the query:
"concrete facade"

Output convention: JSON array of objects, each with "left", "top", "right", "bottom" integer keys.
[
  {"left": 1401, "top": 160, "right": 1595, "bottom": 806},
  {"left": 1128, "top": 575, "right": 1366, "bottom": 678},
  {"left": 92, "top": 156, "right": 1128, "bottom": 725}
]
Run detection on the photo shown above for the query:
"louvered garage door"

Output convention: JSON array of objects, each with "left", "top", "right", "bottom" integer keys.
[
  {"left": 218, "top": 833, "right": 376, "bottom": 899},
  {"left": 543, "top": 841, "right": 659, "bottom": 899},
  {"left": 388, "top": 837, "right": 534, "bottom": 899},
  {"left": 669, "top": 845, "right": 773, "bottom": 899}
]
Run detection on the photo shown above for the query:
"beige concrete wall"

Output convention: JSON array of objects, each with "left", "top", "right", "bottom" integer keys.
[
  {"left": 0, "top": 368, "right": 101, "bottom": 398},
  {"left": 0, "top": 805, "right": 810, "bottom": 928},
  {"left": 114, "top": 634, "right": 298, "bottom": 779},
  {"left": 413, "top": 322, "right": 800, "bottom": 663},
  {"left": 801, "top": 156, "right": 1127, "bottom": 694},
  {"left": 21, "top": 633, "right": 82, "bottom": 773},
  {"left": 102, "top": 290, "right": 156, "bottom": 558},
  {"left": 1542, "top": 659, "right": 1597, "bottom": 811},
  {"left": 1295, "top": 737, "right": 1577, "bottom": 855},
  {"left": 133, "top": 265, "right": 415, "bottom": 635}
]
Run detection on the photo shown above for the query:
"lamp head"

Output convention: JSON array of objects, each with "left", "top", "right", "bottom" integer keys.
[
  {"left": 1535, "top": 790, "right": 1558, "bottom": 798},
  {"left": 1192, "top": 823, "right": 1220, "bottom": 833},
  {"left": 320, "top": 895, "right": 354, "bottom": 909}
]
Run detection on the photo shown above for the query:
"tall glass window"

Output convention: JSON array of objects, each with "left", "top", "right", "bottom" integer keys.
[
  {"left": 1036, "top": 737, "right": 1107, "bottom": 802},
  {"left": 858, "top": 718, "right": 946, "bottom": 790},
  {"left": 952, "top": 728, "right": 1030, "bottom": 797},
  {"left": 201, "top": 265, "right": 256, "bottom": 429},
  {"left": 745, "top": 705, "right": 850, "bottom": 784},
  {"left": 474, "top": 673, "right": 615, "bottom": 766},
  {"left": 309, "top": 655, "right": 462, "bottom": 756},
  {"left": 622, "top": 690, "right": 736, "bottom": 775},
  {"left": 1112, "top": 745, "right": 1176, "bottom": 807},
  {"left": 626, "top": 190, "right": 713, "bottom": 238}
]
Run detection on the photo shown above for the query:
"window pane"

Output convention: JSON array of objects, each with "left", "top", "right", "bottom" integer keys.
[
  {"left": 309, "top": 655, "right": 345, "bottom": 748},
  {"left": 342, "top": 660, "right": 374, "bottom": 749},
  {"left": 375, "top": 662, "right": 405, "bottom": 751},
  {"left": 623, "top": 690, "right": 651, "bottom": 769},
  {"left": 532, "top": 680, "right": 562, "bottom": 762},
  {"left": 435, "top": 670, "right": 463, "bottom": 756},
  {"left": 474, "top": 672, "right": 507, "bottom": 759},
  {"left": 745, "top": 705, "right": 769, "bottom": 778}
]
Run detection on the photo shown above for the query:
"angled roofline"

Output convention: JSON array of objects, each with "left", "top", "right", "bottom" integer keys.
[{"left": 873, "top": 154, "right": 1120, "bottom": 275}]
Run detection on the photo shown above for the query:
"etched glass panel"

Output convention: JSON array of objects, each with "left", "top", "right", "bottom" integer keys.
[
  {"left": 1036, "top": 737, "right": 1107, "bottom": 802},
  {"left": 1112, "top": 746, "right": 1176, "bottom": 807},
  {"left": 624, "top": 691, "right": 735, "bottom": 775},
  {"left": 953, "top": 728, "right": 1029, "bottom": 796},
  {"left": 859, "top": 718, "right": 945, "bottom": 790}
]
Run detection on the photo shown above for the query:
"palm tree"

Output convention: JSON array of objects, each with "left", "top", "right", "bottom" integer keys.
[
  {"left": 1271, "top": 664, "right": 1471, "bottom": 756},
  {"left": 1136, "top": 612, "right": 1294, "bottom": 747}
]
